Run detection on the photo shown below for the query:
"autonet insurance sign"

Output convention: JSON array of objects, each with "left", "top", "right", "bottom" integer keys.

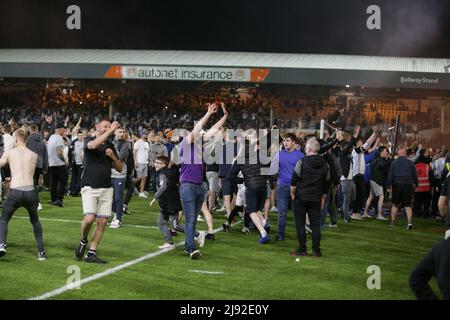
[{"left": 104, "top": 65, "right": 270, "bottom": 82}]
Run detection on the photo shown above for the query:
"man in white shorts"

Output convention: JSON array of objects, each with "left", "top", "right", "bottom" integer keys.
[{"left": 74, "top": 119, "right": 123, "bottom": 263}]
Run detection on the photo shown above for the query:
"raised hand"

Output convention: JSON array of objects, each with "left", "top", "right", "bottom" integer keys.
[
  {"left": 221, "top": 102, "right": 228, "bottom": 116},
  {"left": 110, "top": 121, "right": 120, "bottom": 131},
  {"left": 105, "top": 148, "right": 116, "bottom": 159},
  {"left": 354, "top": 125, "right": 361, "bottom": 138},
  {"left": 207, "top": 103, "right": 218, "bottom": 115},
  {"left": 375, "top": 137, "right": 381, "bottom": 146}
]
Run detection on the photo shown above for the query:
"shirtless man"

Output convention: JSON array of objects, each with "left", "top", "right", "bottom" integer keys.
[{"left": 0, "top": 129, "right": 46, "bottom": 260}]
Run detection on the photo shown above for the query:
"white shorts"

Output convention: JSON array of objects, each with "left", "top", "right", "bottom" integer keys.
[
  {"left": 81, "top": 186, "right": 113, "bottom": 218},
  {"left": 370, "top": 180, "right": 384, "bottom": 198},
  {"left": 136, "top": 164, "right": 148, "bottom": 178},
  {"left": 235, "top": 184, "right": 246, "bottom": 207},
  {"left": 206, "top": 171, "right": 219, "bottom": 193}
]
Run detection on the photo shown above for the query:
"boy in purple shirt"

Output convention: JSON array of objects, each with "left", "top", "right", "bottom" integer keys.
[{"left": 179, "top": 103, "right": 228, "bottom": 259}]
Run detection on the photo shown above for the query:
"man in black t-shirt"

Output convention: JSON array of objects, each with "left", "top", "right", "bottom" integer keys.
[{"left": 74, "top": 119, "right": 123, "bottom": 263}]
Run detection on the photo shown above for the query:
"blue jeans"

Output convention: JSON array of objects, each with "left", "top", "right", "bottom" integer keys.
[
  {"left": 276, "top": 184, "right": 291, "bottom": 238},
  {"left": 112, "top": 178, "right": 126, "bottom": 221},
  {"left": 180, "top": 182, "right": 205, "bottom": 253}
]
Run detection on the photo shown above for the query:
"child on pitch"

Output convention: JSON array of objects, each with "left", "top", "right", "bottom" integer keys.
[{"left": 150, "top": 156, "right": 206, "bottom": 249}]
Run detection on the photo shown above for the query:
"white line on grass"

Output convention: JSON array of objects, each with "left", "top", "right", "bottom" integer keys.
[
  {"left": 188, "top": 270, "right": 224, "bottom": 275},
  {"left": 12, "top": 216, "right": 158, "bottom": 230},
  {"left": 28, "top": 221, "right": 242, "bottom": 300}
]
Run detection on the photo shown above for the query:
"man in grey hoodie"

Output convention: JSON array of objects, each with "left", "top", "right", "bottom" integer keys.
[{"left": 26, "top": 124, "right": 48, "bottom": 211}]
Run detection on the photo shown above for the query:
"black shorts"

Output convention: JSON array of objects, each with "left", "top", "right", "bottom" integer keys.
[
  {"left": 392, "top": 183, "right": 413, "bottom": 208},
  {"left": 441, "top": 176, "right": 450, "bottom": 198},
  {"left": 220, "top": 177, "right": 237, "bottom": 196},
  {"left": 245, "top": 186, "right": 267, "bottom": 214}
]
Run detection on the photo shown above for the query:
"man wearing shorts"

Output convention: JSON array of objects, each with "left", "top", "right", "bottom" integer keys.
[
  {"left": 229, "top": 138, "right": 271, "bottom": 244},
  {"left": 0, "top": 129, "right": 46, "bottom": 260},
  {"left": 74, "top": 120, "right": 122, "bottom": 263},
  {"left": 363, "top": 146, "right": 392, "bottom": 220},
  {"left": 388, "top": 148, "right": 418, "bottom": 230}
]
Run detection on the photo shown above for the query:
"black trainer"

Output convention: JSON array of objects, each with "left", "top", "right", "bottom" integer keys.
[
  {"left": 222, "top": 223, "right": 230, "bottom": 232},
  {"left": 37, "top": 251, "right": 47, "bottom": 261},
  {"left": 85, "top": 254, "right": 107, "bottom": 264},
  {"left": 123, "top": 204, "right": 131, "bottom": 215},
  {"left": 290, "top": 249, "right": 307, "bottom": 257},
  {"left": 205, "top": 233, "right": 215, "bottom": 240},
  {"left": 312, "top": 251, "right": 322, "bottom": 257},
  {"left": 0, "top": 245, "right": 6, "bottom": 258},
  {"left": 75, "top": 240, "right": 88, "bottom": 261}
]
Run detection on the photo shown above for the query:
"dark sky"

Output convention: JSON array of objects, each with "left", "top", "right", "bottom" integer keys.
[{"left": 0, "top": 0, "right": 449, "bottom": 57}]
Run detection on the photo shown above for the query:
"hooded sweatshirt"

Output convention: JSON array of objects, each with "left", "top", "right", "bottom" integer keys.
[
  {"left": 291, "top": 154, "right": 330, "bottom": 202},
  {"left": 26, "top": 132, "right": 48, "bottom": 171}
]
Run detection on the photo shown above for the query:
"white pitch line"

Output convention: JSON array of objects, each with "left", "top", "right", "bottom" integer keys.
[
  {"left": 12, "top": 216, "right": 158, "bottom": 229},
  {"left": 188, "top": 270, "right": 224, "bottom": 275},
  {"left": 29, "top": 221, "right": 242, "bottom": 300}
]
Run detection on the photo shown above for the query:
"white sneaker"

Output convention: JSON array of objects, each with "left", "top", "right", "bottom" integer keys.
[
  {"left": 138, "top": 192, "right": 148, "bottom": 198},
  {"left": 109, "top": 219, "right": 121, "bottom": 229},
  {"left": 197, "top": 215, "right": 205, "bottom": 222},
  {"left": 305, "top": 225, "right": 312, "bottom": 233},
  {"left": 217, "top": 206, "right": 226, "bottom": 212},
  {"left": 376, "top": 215, "right": 387, "bottom": 221},
  {"left": 328, "top": 224, "right": 338, "bottom": 228},
  {"left": 158, "top": 242, "right": 175, "bottom": 249},
  {"left": 143, "top": 191, "right": 149, "bottom": 196},
  {"left": 445, "top": 230, "right": 450, "bottom": 240},
  {"left": 361, "top": 213, "right": 372, "bottom": 219},
  {"left": 196, "top": 231, "right": 207, "bottom": 248},
  {"left": 270, "top": 206, "right": 278, "bottom": 213},
  {"left": 37, "top": 203, "right": 42, "bottom": 211},
  {"left": 351, "top": 213, "right": 363, "bottom": 221},
  {"left": 407, "top": 223, "right": 413, "bottom": 231}
]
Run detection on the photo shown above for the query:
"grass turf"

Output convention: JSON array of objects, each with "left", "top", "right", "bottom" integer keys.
[{"left": 0, "top": 191, "right": 445, "bottom": 300}]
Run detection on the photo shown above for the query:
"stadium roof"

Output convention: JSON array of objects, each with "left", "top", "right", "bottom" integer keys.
[
  {"left": 1, "top": 49, "right": 449, "bottom": 73},
  {"left": 0, "top": 49, "right": 449, "bottom": 89}
]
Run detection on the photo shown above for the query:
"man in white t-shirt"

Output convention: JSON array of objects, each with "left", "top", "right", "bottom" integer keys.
[
  {"left": 47, "top": 121, "right": 68, "bottom": 207},
  {"left": 1, "top": 124, "right": 13, "bottom": 183},
  {"left": 133, "top": 132, "right": 149, "bottom": 198}
]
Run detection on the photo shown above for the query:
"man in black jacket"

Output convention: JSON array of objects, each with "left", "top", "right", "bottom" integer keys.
[
  {"left": 229, "top": 138, "right": 271, "bottom": 244},
  {"left": 409, "top": 237, "right": 450, "bottom": 300},
  {"left": 290, "top": 139, "right": 330, "bottom": 257},
  {"left": 388, "top": 148, "right": 418, "bottom": 230},
  {"left": 26, "top": 124, "right": 48, "bottom": 211}
]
